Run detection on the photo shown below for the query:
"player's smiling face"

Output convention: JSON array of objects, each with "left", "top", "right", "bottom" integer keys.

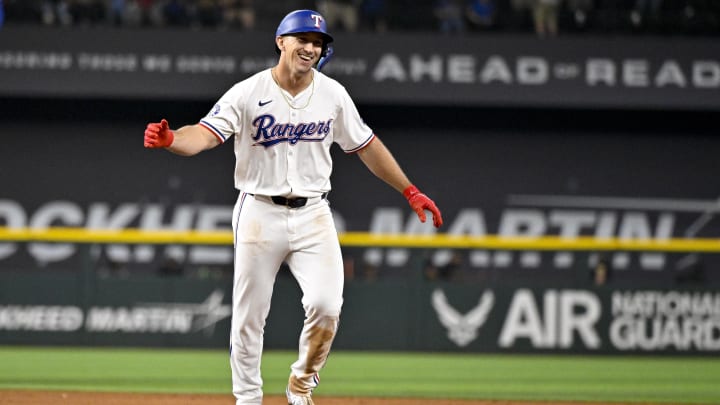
[{"left": 278, "top": 32, "right": 323, "bottom": 73}]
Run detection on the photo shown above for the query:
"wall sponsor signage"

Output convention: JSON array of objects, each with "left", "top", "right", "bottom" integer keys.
[
  {"left": 2, "top": 280, "right": 717, "bottom": 354},
  {"left": 431, "top": 288, "right": 720, "bottom": 352},
  {"left": 2, "top": 195, "right": 718, "bottom": 275},
  {"left": 1, "top": 27, "right": 718, "bottom": 109},
  {"left": 0, "top": 290, "right": 231, "bottom": 335}
]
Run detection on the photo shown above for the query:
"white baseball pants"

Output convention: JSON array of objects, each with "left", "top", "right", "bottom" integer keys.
[{"left": 230, "top": 191, "right": 344, "bottom": 404}]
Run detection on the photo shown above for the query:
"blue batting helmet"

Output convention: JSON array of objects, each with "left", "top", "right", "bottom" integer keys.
[{"left": 275, "top": 10, "right": 334, "bottom": 56}]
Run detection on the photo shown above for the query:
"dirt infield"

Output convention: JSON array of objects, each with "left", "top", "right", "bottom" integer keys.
[{"left": 0, "top": 390, "right": 649, "bottom": 405}]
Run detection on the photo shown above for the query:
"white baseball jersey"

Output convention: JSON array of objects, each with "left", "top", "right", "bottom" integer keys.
[{"left": 198, "top": 68, "right": 375, "bottom": 197}]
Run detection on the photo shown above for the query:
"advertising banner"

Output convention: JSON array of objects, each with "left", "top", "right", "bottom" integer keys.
[
  {"left": 1, "top": 26, "right": 719, "bottom": 109},
  {"left": 2, "top": 121, "right": 720, "bottom": 287},
  {"left": 1, "top": 272, "right": 718, "bottom": 354},
  {"left": 0, "top": 273, "right": 233, "bottom": 347},
  {"left": 417, "top": 285, "right": 720, "bottom": 354}
]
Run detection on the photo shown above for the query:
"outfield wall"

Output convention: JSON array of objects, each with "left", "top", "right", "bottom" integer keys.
[
  {"left": 1, "top": 119, "right": 719, "bottom": 354},
  {"left": 2, "top": 120, "right": 719, "bottom": 286},
  {"left": 1, "top": 272, "right": 718, "bottom": 354}
]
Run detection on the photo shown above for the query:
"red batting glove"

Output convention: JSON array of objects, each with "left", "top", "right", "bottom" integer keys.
[
  {"left": 144, "top": 119, "right": 174, "bottom": 148},
  {"left": 403, "top": 185, "right": 443, "bottom": 228}
]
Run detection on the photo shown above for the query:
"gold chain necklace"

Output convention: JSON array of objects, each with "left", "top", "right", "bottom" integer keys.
[{"left": 271, "top": 68, "right": 315, "bottom": 110}]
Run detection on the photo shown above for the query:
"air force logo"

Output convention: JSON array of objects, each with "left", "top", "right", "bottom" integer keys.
[{"left": 432, "top": 289, "right": 494, "bottom": 347}]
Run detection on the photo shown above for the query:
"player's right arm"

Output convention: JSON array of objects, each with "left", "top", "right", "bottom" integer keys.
[{"left": 144, "top": 119, "right": 220, "bottom": 156}]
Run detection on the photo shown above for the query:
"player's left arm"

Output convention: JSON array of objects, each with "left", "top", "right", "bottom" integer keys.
[{"left": 356, "top": 137, "right": 443, "bottom": 228}]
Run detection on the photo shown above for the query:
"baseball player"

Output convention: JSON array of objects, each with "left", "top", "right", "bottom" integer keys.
[{"left": 144, "top": 9, "right": 442, "bottom": 405}]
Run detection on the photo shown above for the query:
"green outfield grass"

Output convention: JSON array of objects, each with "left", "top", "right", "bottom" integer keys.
[{"left": 1, "top": 346, "right": 719, "bottom": 403}]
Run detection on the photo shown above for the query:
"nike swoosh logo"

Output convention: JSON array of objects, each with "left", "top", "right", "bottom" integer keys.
[{"left": 258, "top": 100, "right": 273, "bottom": 106}]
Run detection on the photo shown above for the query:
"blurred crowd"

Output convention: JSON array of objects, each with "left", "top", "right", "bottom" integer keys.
[{"left": 2, "top": 0, "right": 719, "bottom": 36}]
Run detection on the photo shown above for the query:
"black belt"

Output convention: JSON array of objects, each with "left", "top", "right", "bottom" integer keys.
[{"left": 269, "top": 193, "right": 328, "bottom": 208}]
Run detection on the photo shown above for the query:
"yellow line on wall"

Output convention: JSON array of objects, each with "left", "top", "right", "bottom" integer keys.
[{"left": 1, "top": 227, "right": 720, "bottom": 252}]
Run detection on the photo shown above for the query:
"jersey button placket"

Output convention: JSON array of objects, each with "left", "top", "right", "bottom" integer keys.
[
  {"left": 286, "top": 142, "right": 297, "bottom": 188},
  {"left": 286, "top": 110, "right": 298, "bottom": 189}
]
